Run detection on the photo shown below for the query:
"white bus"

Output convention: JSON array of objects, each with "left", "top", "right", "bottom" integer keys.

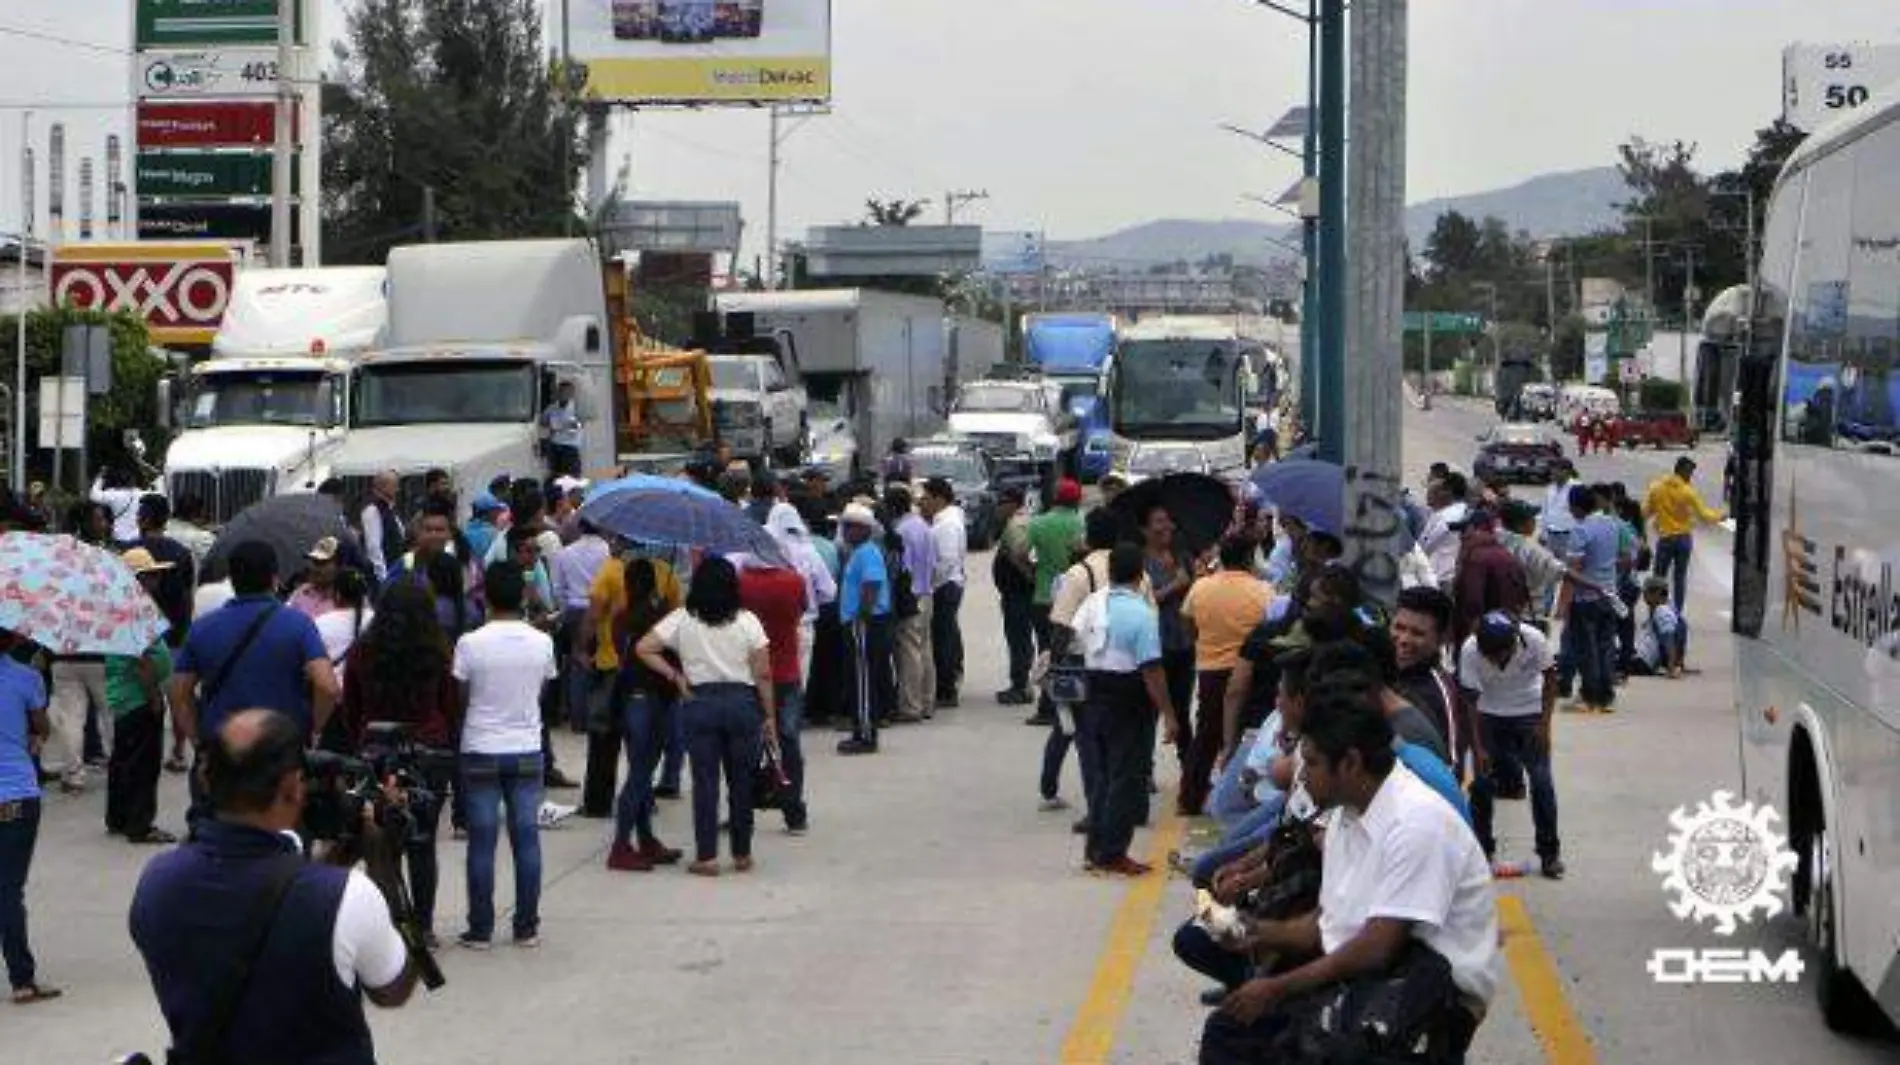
[
  {"left": 1732, "top": 87, "right": 1900, "bottom": 1033},
  {"left": 1105, "top": 316, "right": 1252, "bottom": 482}
]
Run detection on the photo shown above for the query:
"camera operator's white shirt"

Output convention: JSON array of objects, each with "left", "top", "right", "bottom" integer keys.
[
  {"left": 334, "top": 871, "right": 409, "bottom": 990},
  {"left": 1317, "top": 761, "right": 1502, "bottom": 1005}
]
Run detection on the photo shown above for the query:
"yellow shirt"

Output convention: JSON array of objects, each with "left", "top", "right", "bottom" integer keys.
[
  {"left": 1181, "top": 570, "right": 1276, "bottom": 672},
  {"left": 588, "top": 557, "right": 683, "bottom": 670},
  {"left": 1643, "top": 474, "right": 1724, "bottom": 539}
]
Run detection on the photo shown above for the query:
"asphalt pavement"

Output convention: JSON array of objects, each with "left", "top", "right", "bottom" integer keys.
[{"left": 10, "top": 399, "right": 1897, "bottom": 1064}]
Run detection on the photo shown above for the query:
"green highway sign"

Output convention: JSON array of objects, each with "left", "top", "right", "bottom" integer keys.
[
  {"left": 136, "top": 152, "right": 295, "bottom": 197},
  {"left": 1403, "top": 311, "right": 1486, "bottom": 334},
  {"left": 137, "top": 0, "right": 303, "bottom": 48}
]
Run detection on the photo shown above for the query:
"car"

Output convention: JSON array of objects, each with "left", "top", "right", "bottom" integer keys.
[
  {"left": 1608, "top": 410, "right": 1699, "bottom": 450},
  {"left": 1473, "top": 423, "right": 1565, "bottom": 484},
  {"left": 908, "top": 437, "right": 1009, "bottom": 550},
  {"left": 1516, "top": 383, "right": 1558, "bottom": 422}
]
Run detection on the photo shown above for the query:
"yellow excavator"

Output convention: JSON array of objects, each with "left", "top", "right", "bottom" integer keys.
[{"left": 605, "top": 267, "right": 715, "bottom": 474}]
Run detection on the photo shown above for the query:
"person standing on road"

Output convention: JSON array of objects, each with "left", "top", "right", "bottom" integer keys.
[
  {"left": 1448, "top": 508, "right": 1530, "bottom": 651},
  {"left": 288, "top": 536, "right": 344, "bottom": 619},
  {"left": 136, "top": 495, "right": 197, "bottom": 644},
  {"left": 636, "top": 557, "right": 777, "bottom": 876},
  {"left": 0, "top": 628, "right": 59, "bottom": 1005},
  {"left": 886, "top": 485, "right": 938, "bottom": 724},
  {"left": 1178, "top": 535, "right": 1274, "bottom": 816},
  {"left": 1558, "top": 486, "right": 1625, "bottom": 715},
  {"left": 1539, "top": 461, "right": 1578, "bottom": 561},
  {"left": 835, "top": 504, "right": 894, "bottom": 755},
  {"left": 550, "top": 520, "right": 616, "bottom": 816},
  {"left": 359, "top": 471, "right": 406, "bottom": 584},
  {"left": 1071, "top": 545, "right": 1177, "bottom": 877},
  {"left": 1499, "top": 501, "right": 1568, "bottom": 626},
  {"left": 1026, "top": 478, "right": 1087, "bottom": 726},
  {"left": 737, "top": 555, "right": 811, "bottom": 834},
  {"left": 921, "top": 478, "right": 967, "bottom": 708},
  {"left": 106, "top": 549, "right": 180, "bottom": 846},
  {"left": 993, "top": 487, "right": 1038, "bottom": 708},
  {"left": 603, "top": 558, "right": 686, "bottom": 873},
  {"left": 1643, "top": 456, "right": 1725, "bottom": 615},
  {"left": 453, "top": 562, "right": 556, "bottom": 949},
  {"left": 1143, "top": 505, "right": 1197, "bottom": 789},
  {"left": 1418, "top": 472, "right": 1470, "bottom": 589},
  {"left": 1459, "top": 612, "right": 1564, "bottom": 879},
  {"left": 540, "top": 380, "right": 584, "bottom": 480}
]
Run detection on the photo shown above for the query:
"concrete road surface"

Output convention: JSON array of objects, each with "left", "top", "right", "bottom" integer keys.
[{"left": 11, "top": 399, "right": 1897, "bottom": 1064}]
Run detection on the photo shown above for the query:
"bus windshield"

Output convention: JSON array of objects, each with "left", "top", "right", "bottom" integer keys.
[
  {"left": 354, "top": 361, "right": 538, "bottom": 427},
  {"left": 186, "top": 371, "right": 324, "bottom": 428},
  {"left": 1111, "top": 340, "right": 1244, "bottom": 440}
]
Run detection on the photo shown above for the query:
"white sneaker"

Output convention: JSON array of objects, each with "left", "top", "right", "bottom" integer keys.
[{"left": 537, "top": 801, "right": 577, "bottom": 829}]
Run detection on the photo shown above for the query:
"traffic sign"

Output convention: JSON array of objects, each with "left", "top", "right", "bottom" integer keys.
[
  {"left": 136, "top": 48, "right": 282, "bottom": 99},
  {"left": 137, "top": 152, "right": 295, "bottom": 197},
  {"left": 48, "top": 242, "right": 243, "bottom": 346},
  {"left": 1783, "top": 43, "right": 1900, "bottom": 133},
  {"left": 137, "top": 100, "right": 291, "bottom": 148},
  {"left": 137, "top": 0, "right": 302, "bottom": 48},
  {"left": 1403, "top": 311, "right": 1485, "bottom": 334}
]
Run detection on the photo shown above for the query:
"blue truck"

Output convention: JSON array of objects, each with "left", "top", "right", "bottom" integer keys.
[{"left": 1023, "top": 313, "right": 1117, "bottom": 481}]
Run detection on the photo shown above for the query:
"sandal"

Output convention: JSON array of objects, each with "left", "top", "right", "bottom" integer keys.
[
  {"left": 126, "top": 828, "right": 179, "bottom": 846},
  {"left": 11, "top": 983, "right": 62, "bottom": 1005},
  {"left": 687, "top": 859, "right": 721, "bottom": 878}
]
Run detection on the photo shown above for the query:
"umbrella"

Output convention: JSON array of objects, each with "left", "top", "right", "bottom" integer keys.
[
  {"left": 0, "top": 533, "right": 170, "bottom": 655},
  {"left": 579, "top": 488, "right": 788, "bottom": 565},
  {"left": 1108, "top": 473, "right": 1237, "bottom": 557},
  {"left": 584, "top": 473, "right": 721, "bottom": 505},
  {"left": 1250, "top": 459, "right": 1345, "bottom": 537},
  {"left": 202, "top": 493, "right": 357, "bottom": 583}
]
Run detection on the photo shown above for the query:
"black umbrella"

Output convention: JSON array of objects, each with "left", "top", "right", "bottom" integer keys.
[
  {"left": 202, "top": 493, "right": 361, "bottom": 584},
  {"left": 1108, "top": 473, "right": 1238, "bottom": 557}
]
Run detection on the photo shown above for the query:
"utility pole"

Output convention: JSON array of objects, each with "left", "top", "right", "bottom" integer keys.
[
  {"left": 1642, "top": 214, "right": 1655, "bottom": 324},
  {"left": 13, "top": 111, "right": 30, "bottom": 493},
  {"left": 269, "top": 0, "right": 296, "bottom": 266},
  {"left": 943, "top": 189, "right": 989, "bottom": 225},
  {"left": 1315, "top": 0, "right": 1346, "bottom": 463},
  {"left": 1342, "top": 0, "right": 1408, "bottom": 608},
  {"left": 1300, "top": 0, "right": 1319, "bottom": 438},
  {"left": 1679, "top": 245, "right": 1697, "bottom": 389},
  {"left": 766, "top": 106, "right": 827, "bottom": 289},
  {"left": 422, "top": 186, "right": 438, "bottom": 242}
]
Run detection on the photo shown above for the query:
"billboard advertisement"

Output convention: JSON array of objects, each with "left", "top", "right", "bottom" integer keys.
[
  {"left": 49, "top": 242, "right": 245, "bottom": 345},
  {"left": 136, "top": 0, "right": 301, "bottom": 48},
  {"left": 571, "top": 0, "right": 831, "bottom": 104},
  {"left": 137, "top": 100, "right": 290, "bottom": 148}
]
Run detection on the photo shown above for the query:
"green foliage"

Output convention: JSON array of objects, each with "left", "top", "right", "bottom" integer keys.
[
  {"left": 1639, "top": 377, "right": 1686, "bottom": 411},
  {"left": 1550, "top": 315, "right": 1587, "bottom": 381},
  {"left": 1, "top": 307, "right": 166, "bottom": 481},
  {"left": 863, "top": 198, "right": 929, "bottom": 227},
  {"left": 628, "top": 285, "right": 705, "bottom": 347},
  {"left": 322, "top": 0, "right": 587, "bottom": 265}
]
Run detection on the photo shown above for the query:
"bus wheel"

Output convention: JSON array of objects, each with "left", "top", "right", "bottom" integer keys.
[{"left": 1806, "top": 823, "right": 1889, "bottom": 1034}]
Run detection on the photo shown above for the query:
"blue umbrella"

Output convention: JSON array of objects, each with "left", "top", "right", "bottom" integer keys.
[
  {"left": 584, "top": 473, "right": 722, "bottom": 505},
  {"left": 1251, "top": 458, "right": 1346, "bottom": 537},
  {"left": 579, "top": 488, "right": 787, "bottom": 565}
]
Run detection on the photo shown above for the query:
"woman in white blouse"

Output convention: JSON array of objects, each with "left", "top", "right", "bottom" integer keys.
[{"left": 635, "top": 556, "right": 778, "bottom": 877}]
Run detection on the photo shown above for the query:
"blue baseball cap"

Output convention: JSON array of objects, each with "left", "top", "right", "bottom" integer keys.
[
  {"left": 1476, "top": 611, "right": 1519, "bottom": 650},
  {"left": 470, "top": 492, "right": 506, "bottom": 515}
]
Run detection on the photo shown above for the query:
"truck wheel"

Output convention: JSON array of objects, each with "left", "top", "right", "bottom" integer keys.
[{"left": 1803, "top": 820, "right": 1886, "bottom": 1034}]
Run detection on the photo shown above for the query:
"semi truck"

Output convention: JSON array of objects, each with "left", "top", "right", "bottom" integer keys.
[
  {"left": 712, "top": 289, "right": 955, "bottom": 480},
  {"left": 1023, "top": 312, "right": 1116, "bottom": 480},
  {"left": 327, "top": 239, "right": 615, "bottom": 517},
  {"left": 157, "top": 266, "right": 388, "bottom": 522},
  {"left": 1106, "top": 316, "right": 1251, "bottom": 484}
]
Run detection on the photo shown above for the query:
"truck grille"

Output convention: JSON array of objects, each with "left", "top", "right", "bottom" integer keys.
[
  {"left": 169, "top": 468, "right": 274, "bottom": 525},
  {"left": 964, "top": 432, "right": 1022, "bottom": 456}
]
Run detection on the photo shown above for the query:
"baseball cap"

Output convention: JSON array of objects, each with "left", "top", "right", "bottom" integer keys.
[
  {"left": 471, "top": 492, "right": 507, "bottom": 515},
  {"left": 305, "top": 536, "right": 341, "bottom": 563},
  {"left": 1476, "top": 611, "right": 1520, "bottom": 652},
  {"left": 121, "top": 547, "right": 175, "bottom": 575},
  {"left": 839, "top": 502, "right": 880, "bottom": 528},
  {"left": 1054, "top": 478, "right": 1083, "bottom": 506}
]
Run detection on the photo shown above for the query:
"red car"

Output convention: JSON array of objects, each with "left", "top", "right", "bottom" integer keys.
[{"left": 1609, "top": 410, "right": 1699, "bottom": 450}]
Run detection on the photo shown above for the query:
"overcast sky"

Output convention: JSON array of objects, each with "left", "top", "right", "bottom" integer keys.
[{"left": 1, "top": 0, "right": 1895, "bottom": 262}]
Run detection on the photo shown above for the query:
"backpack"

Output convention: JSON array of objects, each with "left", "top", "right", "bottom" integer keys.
[{"left": 886, "top": 542, "right": 920, "bottom": 619}]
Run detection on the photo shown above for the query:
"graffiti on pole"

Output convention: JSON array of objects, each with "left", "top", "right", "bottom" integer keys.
[{"left": 1342, "top": 464, "right": 1405, "bottom": 607}]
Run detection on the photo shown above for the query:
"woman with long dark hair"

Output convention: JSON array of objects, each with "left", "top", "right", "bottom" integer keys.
[
  {"left": 427, "top": 549, "right": 479, "bottom": 644},
  {"left": 604, "top": 558, "right": 685, "bottom": 871},
  {"left": 340, "top": 582, "right": 461, "bottom": 943},
  {"left": 635, "top": 556, "right": 777, "bottom": 876}
]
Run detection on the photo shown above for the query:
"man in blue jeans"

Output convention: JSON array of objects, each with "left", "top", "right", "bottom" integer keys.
[
  {"left": 452, "top": 562, "right": 557, "bottom": 949},
  {"left": 0, "top": 630, "right": 58, "bottom": 1004},
  {"left": 1460, "top": 612, "right": 1564, "bottom": 880},
  {"left": 1560, "top": 485, "right": 1626, "bottom": 715}
]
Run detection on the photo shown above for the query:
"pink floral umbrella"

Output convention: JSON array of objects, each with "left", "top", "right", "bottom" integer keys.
[{"left": 0, "top": 533, "right": 170, "bottom": 656}]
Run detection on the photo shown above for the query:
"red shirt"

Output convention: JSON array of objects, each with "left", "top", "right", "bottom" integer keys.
[{"left": 739, "top": 566, "right": 807, "bottom": 685}]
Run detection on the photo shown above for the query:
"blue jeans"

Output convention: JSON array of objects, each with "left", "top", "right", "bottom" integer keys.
[
  {"left": 1041, "top": 700, "right": 1101, "bottom": 807},
  {"left": 1191, "top": 792, "right": 1286, "bottom": 887},
  {"left": 773, "top": 682, "right": 808, "bottom": 827},
  {"left": 461, "top": 751, "right": 544, "bottom": 942},
  {"left": 614, "top": 691, "right": 673, "bottom": 849},
  {"left": 0, "top": 799, "right": 42, "bottom": 990},
  {"left": 1207, "top": 731, "right": 1260, "bottom": 835},
  {"left": 1470, "top": 715, "right": 1560, "bottom": 861},
  {"left": 1653, "top": 533, "right": 1693, "bottom": 613},
  {"left": 682, "top": 684, "right": 764, "bottom": 862},
  {"left": 1569, "top": 596, "right": 1619, "bottom": 708},
  {"left": 660, "top": 698, "right": 686, "bottom": 791}
]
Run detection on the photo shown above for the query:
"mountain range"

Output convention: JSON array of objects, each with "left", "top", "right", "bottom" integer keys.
[{"left": 1047, "top": 166, "right": 1627, "bottom": 268}]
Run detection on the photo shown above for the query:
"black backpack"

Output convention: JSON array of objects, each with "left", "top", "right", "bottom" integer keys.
[{"left": 886, "top": 542, "right": 920, "bottom": 619}]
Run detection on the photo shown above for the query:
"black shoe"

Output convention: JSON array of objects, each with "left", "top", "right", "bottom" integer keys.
[
  {"left": 837, "top": 737, "right": 879, "bottom": 755},
  {"left": 652, "top": 785, "right": 681, "bottom": 800},
  {"left": 544, "top": 768, "right": 580, "bottom": 790},
  {"left": 579, "top": 808, "right": 611, "bottom": 819},
  {"left": 1024, "top": 713, "right": 1056, "bottom": 727},
  {"left": 934, "top": 695, "right": 958, "bottom": 709},
  {"left": 1071, "top": 818, "right": 1092, "bottom": 836},
  {"left": 1200, "top": 987, "right": 1230, "bottom": 1007},
  {"left": 1541, "top": 856, "right": 1566, "bottom": 880},
  {"left": 1496, "top": 786, "right": 1528, "bottom": 801},
  {"left": 997, "top": 689, "right": 1032, "bottom": 706}
]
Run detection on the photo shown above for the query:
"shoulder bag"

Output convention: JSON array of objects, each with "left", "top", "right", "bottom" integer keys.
[
  {"left": 197, "top": 604, "right": 282, "bottom": 713},
  {"left": 173, "top": 853, "right": 303, "bottom": 1065},
  {"left": 1046, "top": 564, "right": 1098, "bottom": 706}
]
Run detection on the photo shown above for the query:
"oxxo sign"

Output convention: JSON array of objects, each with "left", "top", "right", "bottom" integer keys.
[
  {"left": 49, "top": 243, "right": 243, "bottom": 346},
  {"left": 1783, "top": 43, "right": 1900, "bottom": 132}
]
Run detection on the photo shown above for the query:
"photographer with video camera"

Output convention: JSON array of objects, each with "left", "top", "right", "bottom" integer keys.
[{"left": 130, "top": 709, "right": 421, "bottom": 1065}]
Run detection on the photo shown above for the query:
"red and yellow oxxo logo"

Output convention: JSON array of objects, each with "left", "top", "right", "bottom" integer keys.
[{"left": 49, "top": 241, "right": 246, "bottom": 345}]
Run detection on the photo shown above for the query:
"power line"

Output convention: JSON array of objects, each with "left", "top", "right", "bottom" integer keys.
[{"left": 0, "top": 24, "right": 129, "bottom": 57}]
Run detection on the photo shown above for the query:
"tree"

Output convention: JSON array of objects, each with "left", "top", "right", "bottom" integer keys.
[
  {"left": 322, "top": 0, "right": 585, "bottom": 265},
  {"left": 863, "top": 198, "right": 929, "bottom": 227},
  {"left": 1, "top": 308, "right": 163, "bottom": 487},
  {"left": 1421, "top": 210, "right": 1482, "bottom": 282}
]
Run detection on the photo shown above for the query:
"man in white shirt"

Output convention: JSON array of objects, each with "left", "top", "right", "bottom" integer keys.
[
  {"left": 550, "top": 519, "right": 614, "bottom": 777},
  {"left": 1539, "top": 460, "right": 1578, "bottom": 558},
  {"left": 91, "top": 467, "right": 145, "bottom": 544},
  {"left": 1204, "top": 682, "right": 1499, "bottom": 1062},
  {"left": 359, "top": 471, "right": 406, "bottom": 583},
  {"left": 919, "top": 478, "right": 968, "bottom": 707},
  {"left": 540, "top": 381, "right": 584, "bottom": 479},
  {"left": 1418, "top": 471, "right": 1471, "bottom": 588},
  {"left": 1458, "top": 611, "right": 1563, "bottom": 879},
  {"left": 452, "top": 562, "right": 558, "bottom": 949}
]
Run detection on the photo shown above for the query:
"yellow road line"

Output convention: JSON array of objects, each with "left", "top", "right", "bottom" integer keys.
[
  {"left": 1498, "top": 893, "right": 1599, "bottom": 1065},
  {"left": 1058, "top": 808, "right": 1188, "bottom": 1064}
]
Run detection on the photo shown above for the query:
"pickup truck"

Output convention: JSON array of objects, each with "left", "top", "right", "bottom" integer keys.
[
  {"left": 708, "top": 353, "right": 808, "bottom": 467},
  {"left": 1609, "top": 410, "right": 1699, "bottom": 450}
]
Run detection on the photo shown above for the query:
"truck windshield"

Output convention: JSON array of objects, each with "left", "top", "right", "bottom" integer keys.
[
  {"left": 913, "top": 451, "right": 985, "bottom": 483},
  {"left": 1055, "top": 378, "right": 1098, "bottom": 409},
  {"left": 354, "top": 361, "right": 537, "bottom": 427},
  {"left": 709, "top": 358, "right": 760, "bottom": 391},
  {"left": 1112, "top": 340, "right": 1244, "bottom": 439},
  {"left": 187, "top": 371, "right": 323, "bottom": 428},
  {"left": 956, "top": 385, "right": 1039, "bottom": 413}
]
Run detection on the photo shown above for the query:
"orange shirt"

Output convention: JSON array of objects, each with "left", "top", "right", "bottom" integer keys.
[{"left": 1181, "top": 570, "right": 1275, "bottom": 672}]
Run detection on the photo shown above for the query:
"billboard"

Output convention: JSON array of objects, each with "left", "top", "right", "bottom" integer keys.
[
  {"left": 1783, "top": 43, "right": 1900, "bottom": 132},
  {"left": 137, "top": 152, "right": 294, "bottom": 197},
  {"left": 138, "top": 100, "right": 289, "bottom": 147},
  {"left": 49, "top": 242, "right": 245, "bottom": 345},
  {"left": 571, "top": 0, "right": 832, "bottom": 103},
  {"left": 136, "top": 0, "right": 301, "bottom": 48}
]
